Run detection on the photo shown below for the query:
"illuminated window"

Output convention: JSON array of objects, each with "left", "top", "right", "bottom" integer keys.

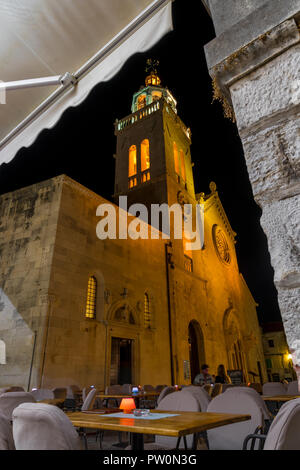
[
  {"left": 180, "top": 149, "right": 186, "bottom": 182},
  {"left": 128, "top": 145, "right": 137, "bottom": 178},
  {"left": 183, "top": 231, "right": 193, "bottom": 272},
  {"left": 141, "top": 139, "right": 150, "bottom": 173},
  {"left": 152, "top": 91, "right": 162, "bottom": 102},
  {"left": 137, "top": 94, "right": 147, "bottom": 110},
  {"left": 144, "top": 293, "right": 151, "bottom": 328},
  {"left": 85, "top": 276, "right": 97, "bottom": 319},
  {"left": 173, "top": 142, "right": 180, "bottom": 175}
]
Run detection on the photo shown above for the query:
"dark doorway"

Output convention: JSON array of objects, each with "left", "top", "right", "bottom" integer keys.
[
  {"left": 110, "top": 337, "right": 133, "bottom": 385},
  {"left": 188, "top": 321, "right": 205, "bottom": 383}
]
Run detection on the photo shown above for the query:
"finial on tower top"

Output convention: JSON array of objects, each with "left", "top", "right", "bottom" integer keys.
[{"left": 145, "top": 59, "right": 161, "bottom": 87}]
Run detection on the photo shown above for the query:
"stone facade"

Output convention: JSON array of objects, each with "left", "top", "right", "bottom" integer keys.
[
  {"left": 0, "top": 73, "right": 267, "bottom": 390},
  {"left": 262, "top": 322, "right": 296, "bottom": 382},
  {"left": 203, "top": 0, "right": 300, "bottom": 367}
]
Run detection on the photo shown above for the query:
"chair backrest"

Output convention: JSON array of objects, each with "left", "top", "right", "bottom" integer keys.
[
  {"left": 156, "top": 391, "right": 200, "bottom": 449},
  {"left": 181, "top": 385, "right": 211, "bottom": 412},
  {"left": 264, "top": 398, "right": 300, "bottom": 450},
  {"left": 0, "top": 392, "right": 36, "bottom": 420},
  {"left": 221, "top": 384, "right": 235, "bottom": 393},
  {"left": 66, "top": 385, "right": 80, "bottom": 399},
  {"left": 143, "top": 384, "right": 155, "bottom": 392},
  {"left": 202, "top": 384, "right": 213, "bottom": 396},
  {"left": 262, "top": 382, "right": 287, "bottom": 396},
  {"left": 157, "top": 386, "right": 175, "bottom": 405},
  {"left": 207, "top": 390, "right": 264, "bottom": 450},
  {"left": 156, "top": 385, "right": 167, "bottom": 393},
  {"left": 0, "top": 413, "right": 15, "bottom": 450},
  {"left": 12, "top": 403, "right": 81, "bottom": 450},
  {"left": 248, "top": 383, "right": 262, "bottom": 394},
  {"left": 286, "top": 381, "right": 299, "bottom": 396},
  {"left": 81, "top": 388, "right": 98, "bottom": 411},
  {"left": 211, "top": 383, "right": 222, "bottom": 398},
  {"left": 120, "top": 384, "right": 132, "bottom": 394},
  {"left": 224, "top": 386, "right": 271, "bottom": 419},
  {"left": 104, "top": 385, "right": 123, "bottom": 395},
  {"left": 52, "top": 387, "right": 67, "bottom": 400},
  {"left": 31, "top": 389, "right": 54, "bottom": 401}
]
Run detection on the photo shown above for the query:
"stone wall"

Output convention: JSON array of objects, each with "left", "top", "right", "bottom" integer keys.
[
  {"left": 0, "top": 177, "right": 63, "bottom": 389},
  {"left": 203, "top": 1, "right": 300, "bottom": 367}
]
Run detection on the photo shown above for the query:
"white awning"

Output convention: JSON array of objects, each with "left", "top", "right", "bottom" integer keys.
[{"left": 0, "top": 0, "right": 173, "bottom": 165}]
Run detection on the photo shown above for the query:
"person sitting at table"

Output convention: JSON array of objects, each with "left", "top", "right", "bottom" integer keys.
[
  {"left": 215, "top": 364, "right": 231, "bottom": 384},
  {"left": 193, "top": 364, "right": 215, "bottom": 386}
]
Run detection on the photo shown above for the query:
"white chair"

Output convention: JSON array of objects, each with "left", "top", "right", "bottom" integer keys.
[
  {"left": 262, "top": 382, "right": 287, "bottom": 396},
  {"left": 120, "top": 384, "right": 132, "bottom": 394},
  {"left": 143, "top": 384, "right": 155, "bottom": 391},
  {"left": 286, "top": 381, "right": 299, "bottom": 395},
  {"left": 207, "top": 390, "right": 265, "bottom": 450},
  {"left": 157, "top": 386, "right": 175, "bottom": 405},
  {"left": 0, "top": 392, "right": 36, "bottom": 420},
  {"left": 144, "top": 391, "right": 201, "bottom": 450},
  {"left": 224, "top": 386, "right": 271, "bottom": 420},
  {"left": 31, "top": 389, "right": 54, "bottom": 401},
  {"left": 81, "top": 388, "right": 97, "bottom": 411},
  {"left": 12, "top": 403, "right": 81, "bottom": 450},
  {"left": 181, "top": 385, "right": 211, "bottom": 411},
  {"left": 244, "top": 398, "right": 300, "bottom": 450},
  {"left": 0, "top": 413, "right": 15, "bottom": 450}
]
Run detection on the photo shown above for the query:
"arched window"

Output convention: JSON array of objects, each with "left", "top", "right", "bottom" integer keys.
[
  {"left": 85, "top": 276, "right": 97, "bottom": 319},
  {"left": 180, "top": 149, "right": 186, "bottom": 182},
  {"left": 173, "top": 142, "right": 180, "bottom": 175},
  {"left": 144, "top": 293, "right": 151, "bottom": 329},
  {"left": 137, "top": 94, "right": 146, "bottom": 110},
  {"left": 128, "top": 145, "right": 137, "bottom": 177},
  {"left": 141, "top": 139, "right": 151, "bottom": 183},
  {"left": 0, "top": 340, "right": 6, "bottom": 364}
]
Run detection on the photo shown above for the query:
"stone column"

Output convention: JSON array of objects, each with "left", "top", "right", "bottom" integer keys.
[{"left": 203, "top": 1, "right": 300, "bottom": 364}]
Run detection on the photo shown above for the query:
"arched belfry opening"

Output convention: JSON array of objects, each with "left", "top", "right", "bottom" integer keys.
[{"left": 188, "top": 320, "right": 205, "bottom": 383}]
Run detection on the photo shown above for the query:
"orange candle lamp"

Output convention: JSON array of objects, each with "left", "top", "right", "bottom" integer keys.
[{"left": 120, "top": 398, "right": 136, "bottom": 414}]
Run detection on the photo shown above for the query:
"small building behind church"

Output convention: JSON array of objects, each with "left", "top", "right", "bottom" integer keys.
[{"left": 0, "top": 69, "right": 267, "bottom": 390}]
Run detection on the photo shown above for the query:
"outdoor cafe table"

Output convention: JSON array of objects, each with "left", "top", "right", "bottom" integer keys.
[
  {"left": 262, "top": 395, "right": 300, "bottom": 402},
  {"left": 67, "top": 410, "right": 251, "bottom": 450}
]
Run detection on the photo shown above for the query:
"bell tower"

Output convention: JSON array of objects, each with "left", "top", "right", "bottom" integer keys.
[{"left": 114, "top": 61, "right": 195, "bottom": 212}]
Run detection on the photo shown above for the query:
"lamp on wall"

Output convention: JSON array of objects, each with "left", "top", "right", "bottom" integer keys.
[{"left": 120, "top": 398, "right": 136, "bottom": 414}]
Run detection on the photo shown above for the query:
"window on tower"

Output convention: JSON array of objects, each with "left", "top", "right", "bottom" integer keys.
[
  {"left": 180, "top": 149, "right": 186, "bottom": 182},
  {"left": 137, "top": 94, "right": 147, "bottom": 110},
  {"left": 128, "top": 145, "right": 137, "bottom": 188},
  {"left": 85, "top": 276, "right": 97, "bottom": 319},
  {"left": 141, "top": 139, "right": 151, "bottom": 183},
  {"left": 173, "top": 142, "right": 180, "bottom": 176}
]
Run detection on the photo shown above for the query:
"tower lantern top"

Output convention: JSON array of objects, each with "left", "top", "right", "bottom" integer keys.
[
  {"left": 145, "top": 59, "right": 161, "bottom": 87},
  {"left": 131, "top": 59, "right": 177, "bottom": 114}
]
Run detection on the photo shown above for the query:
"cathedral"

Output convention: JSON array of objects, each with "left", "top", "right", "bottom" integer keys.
[{"left": 0, "top": 68, "right": 267, "bottom": 390}]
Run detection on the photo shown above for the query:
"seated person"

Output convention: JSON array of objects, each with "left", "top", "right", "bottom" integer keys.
[{"left": 193, "top": 364, "right": 215, "bottom": 386}]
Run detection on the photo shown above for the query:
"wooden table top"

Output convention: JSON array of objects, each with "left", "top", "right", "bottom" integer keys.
[
  {"left": 67, "top": 410, "right": 250, "bottom": 437},
  {"left": 262, "top": 395, "right": 300, "bottom": 402}
]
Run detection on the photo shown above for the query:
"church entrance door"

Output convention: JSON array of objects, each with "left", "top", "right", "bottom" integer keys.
[
  {"left": 110, "top": 337, "right": 133, "bottom": 385},
  {"left": 188, "top": 321, "right": 205, "bottom": 383}
]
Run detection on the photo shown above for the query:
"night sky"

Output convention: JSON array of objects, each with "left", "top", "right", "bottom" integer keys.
[{"left": 0, "top": 0, "right": 281, "bottom": 324}]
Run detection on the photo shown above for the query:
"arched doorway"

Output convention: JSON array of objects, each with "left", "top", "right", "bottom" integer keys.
[
  {"left": 223, "top": 309, "right": 247, "bottom": 381},
  {"left": 188, "top": 321, "right": 205, "bottom": 383}
]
